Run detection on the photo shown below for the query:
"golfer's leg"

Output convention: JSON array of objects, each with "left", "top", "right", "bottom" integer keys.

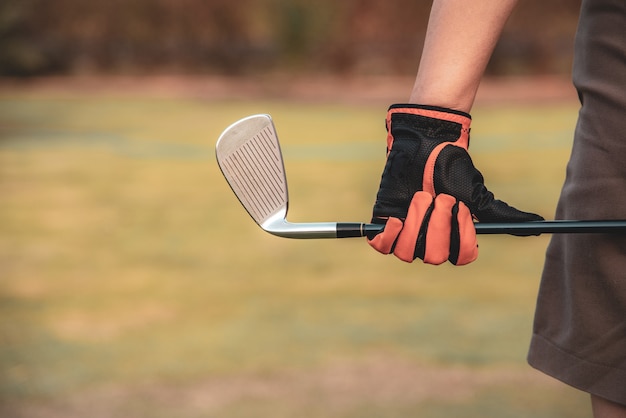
[{"left": 591, "top": 395, "right": 626, "bottom": 418}]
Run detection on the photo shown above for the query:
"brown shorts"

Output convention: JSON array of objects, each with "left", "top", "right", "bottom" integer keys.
[{"left": 527, "top": 0, "right": 626, "bottom": 404}]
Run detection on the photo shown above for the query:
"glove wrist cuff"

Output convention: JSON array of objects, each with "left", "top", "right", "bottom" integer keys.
[
  {"left": 388, "top": 104, "right": 471, "bottom": 121},
  {"left": 386, "top": 104, "right": 472, "bottom": 150}
]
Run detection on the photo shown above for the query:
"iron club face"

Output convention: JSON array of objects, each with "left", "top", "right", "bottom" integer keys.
[
  {"left": 215, "top": 114, "right": 361, "bottom": 238},
  {"left": 215, "top": 115, "right": 289, "bottom": 231}
]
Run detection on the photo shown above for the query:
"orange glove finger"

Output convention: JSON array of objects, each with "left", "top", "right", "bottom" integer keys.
[
  {"left": 394, "top": 192, "right": 434, "bottom": 263},
  {"left": 422, "top": 194, "right": 455, "bottom": 265},
  {"left": 450, "top": 201, "right": 479, "bottom": 265},
  {"left": 367, "top": 217, "right": 404, "bottom": 255}
]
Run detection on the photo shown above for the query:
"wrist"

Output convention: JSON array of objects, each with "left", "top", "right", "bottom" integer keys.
[{"left": 408, "top": 88, "right": 476, "bottom": 114}]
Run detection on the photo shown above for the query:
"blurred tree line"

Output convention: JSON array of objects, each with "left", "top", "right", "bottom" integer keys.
[{"left": 0, "top": 0, "right": 581, "bottom": 77}]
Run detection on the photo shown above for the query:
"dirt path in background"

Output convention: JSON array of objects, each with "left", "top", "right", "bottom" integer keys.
[
  {"left": 2, "top": 356, "right": 566, "bottom": 418},
  {"left": 0, "top": 75, "right": 577, "bottom": 106}
]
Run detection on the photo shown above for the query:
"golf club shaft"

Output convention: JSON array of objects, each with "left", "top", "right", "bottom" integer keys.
[{"left": 334, "top": 220, "right": 626, "bottom": 238}]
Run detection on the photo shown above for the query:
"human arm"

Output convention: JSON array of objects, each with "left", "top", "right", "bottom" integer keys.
[{"left": 410, "top": 0, "right": 519, "bottom": 112}]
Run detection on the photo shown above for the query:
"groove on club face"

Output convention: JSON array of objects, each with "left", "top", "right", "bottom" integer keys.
[{"left": 216, "top": 115, "right": 289, "bottom": 228}]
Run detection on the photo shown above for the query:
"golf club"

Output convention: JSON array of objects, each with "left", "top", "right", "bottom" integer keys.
[{"left": 215, "top": 114, "right": 626, "bottom": 239}]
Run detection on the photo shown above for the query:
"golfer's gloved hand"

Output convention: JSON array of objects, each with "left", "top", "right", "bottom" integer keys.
[{"left": 367, "top": 104, "right": 544, "bottom": 265}]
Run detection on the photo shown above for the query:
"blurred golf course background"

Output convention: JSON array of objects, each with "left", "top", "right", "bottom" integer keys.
[
  {"left": 1, "top": 0, "right": 592, "bottom": 417},
  {"left": 0, "top": 78, "right": 591, "bottom": 417}
]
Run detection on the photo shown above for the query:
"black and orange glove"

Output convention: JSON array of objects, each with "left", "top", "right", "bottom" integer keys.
[{"left": 367, "top": 104, "right": 544, "bottom": 265}]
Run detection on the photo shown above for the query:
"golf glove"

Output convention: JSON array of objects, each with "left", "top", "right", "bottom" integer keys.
[{"left": 367, "top": 104, "right": 544, "bottom": 265}]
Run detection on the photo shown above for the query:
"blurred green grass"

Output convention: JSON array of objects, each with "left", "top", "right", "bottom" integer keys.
[{"left": 0, "top": 90, "right": 590, "bottom": 417}]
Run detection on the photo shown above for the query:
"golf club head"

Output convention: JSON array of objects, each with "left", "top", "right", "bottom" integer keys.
[{"left": 216, "top": 114, "right": 290, "bottom": 233}]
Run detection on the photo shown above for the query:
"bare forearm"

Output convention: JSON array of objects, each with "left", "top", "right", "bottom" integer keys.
[{"left": 409, "top": 0, "right": 518, "bottom": 112}]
